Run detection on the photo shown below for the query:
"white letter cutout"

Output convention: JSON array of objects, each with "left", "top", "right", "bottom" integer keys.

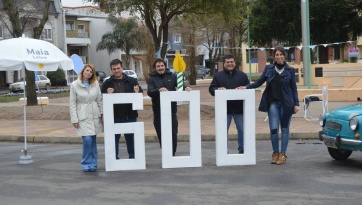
[
  {"left": 215, "top": 89, "right": 256, "bottom": 166},
  {"left": 160, "top": 90, "right": 202, "bottom": 168},
  {"left": 103, "top": 93, "right": 145, "bottom": 171}
]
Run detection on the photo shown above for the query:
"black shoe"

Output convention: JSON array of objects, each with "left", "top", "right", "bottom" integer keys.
[
  {"left": 238, "top": 149, "right": 244, "bottom": 154},
  {"left": 116, "top": 156, "right": 119, "bottom": 160}
]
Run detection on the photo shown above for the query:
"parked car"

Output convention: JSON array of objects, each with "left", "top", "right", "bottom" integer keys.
[
  {"left": 96, "top": 71, "right": 107, "bottom": 82},
  {"left": 9, "top": 75, "right": 51, "bottom": 92},
  {"left": 197, "top": 69, "right": 206, "bottom": 79},
  {"left": 103, "top": 70, "right": 137, "bottom": 81},
  {"left": 123, "top": 70, "right": 138, "bottom": 79},
  {"left": 196, "top": 65, "right": 210, "bottom": 74},
  {"left": 319, "top": 104, "right": 362, "bottom": 160}
]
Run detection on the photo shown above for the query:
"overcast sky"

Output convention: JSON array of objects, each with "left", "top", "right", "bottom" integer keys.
[{"left": 61, "top": 0, "right": 97, "bottom": 7}]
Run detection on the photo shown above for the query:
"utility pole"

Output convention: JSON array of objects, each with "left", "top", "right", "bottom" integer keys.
[{"left": 301, "top": 0, "right": 311, "bottom": 88}]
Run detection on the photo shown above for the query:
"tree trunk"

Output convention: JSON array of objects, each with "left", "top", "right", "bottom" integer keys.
[
  {"left": 24, "top": 0, "right": 51, "bottom": 106},
  {"left": 25, "top": 70, "right": 37, "bottom": 106},
  {"left": 160, "top": 24, "right": 169, "bottom": 59},
  {"left": 187, "top": 31, "right": 197, "bottom": 85},
  {"left": 209, "top": 60, "right": 216, "bottom": 77}
]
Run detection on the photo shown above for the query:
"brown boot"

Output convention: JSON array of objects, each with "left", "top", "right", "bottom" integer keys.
[
  {"left": 276, "top": 153, "right": 287, "bottom": 165},
  {"left": 271, "top": 152, "right": 279, "bottom": 164}
]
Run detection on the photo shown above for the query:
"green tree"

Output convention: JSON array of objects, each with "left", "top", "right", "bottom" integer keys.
[
  {"left": 96, "top": 16, "right": 145, "bottom": 69},
  {"left": 47, "top": 68, "right": 66, "bottom": 87},
  {"left": 250, "top": 0, "right": 362, "bottom": 63},
  {"left": 250, "top": 0, "right": 301, "bottom": 47},
  {"left": 1, "top": 0, "right": 52, "bottom": 106},
  {"left": 88, "top": 0, "right": 247, "bottom": 59},
  {"left": 309, "top": 0, "right": 362, "bottom": 63},
  {"left": 170, "top": 0, "right": 247, "bottom": 77}
]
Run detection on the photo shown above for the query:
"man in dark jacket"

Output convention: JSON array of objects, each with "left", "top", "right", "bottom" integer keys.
[
  {"left": 209, "top": 54, "right": 250, "bottom": 154},
  {"left": 101, "top": 59, "right": 143, "bottom": 159},
  {"left": 147, "top": 58, "right": 191, "bottom": 156}
]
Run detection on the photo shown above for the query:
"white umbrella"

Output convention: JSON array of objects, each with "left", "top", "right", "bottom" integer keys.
[
  {"left": 0, "top": 36, "right": 73, "bottom": 71},
  {"left": 0, "top": 36, "right": 74, "bottom": 164}
]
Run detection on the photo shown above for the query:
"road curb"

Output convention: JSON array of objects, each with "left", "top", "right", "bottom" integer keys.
[{"left": 0, "top": 132, "right": 320, "bottom": 144}]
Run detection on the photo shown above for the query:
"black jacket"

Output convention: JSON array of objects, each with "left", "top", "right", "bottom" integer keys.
[
  {"left": 147, "top": 70, "right": 186, "bottom": 113},
  {"left": 101, "top": 74, "right": 143, "bottom": 118},
  {"left": 209, "top": 68, "right": 250, "bottom": 114}
]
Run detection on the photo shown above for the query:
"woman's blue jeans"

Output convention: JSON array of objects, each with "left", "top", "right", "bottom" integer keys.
[
  {"left": 227, "top": 114, "right": 244, "bottom": 152},
  {"left": 81, "top": 135, "right": 98, "bottom": 170},
  {"left": 267, "top": 101, "right": 292, "bottom": 154}
]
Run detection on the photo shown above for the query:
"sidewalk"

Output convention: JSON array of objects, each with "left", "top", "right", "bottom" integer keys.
[
  {"left": 0, "top": 80, "right": 355, "bottom": 144},
  {"left": 0, "top": 117, "right": 322, "bottom": 144}
]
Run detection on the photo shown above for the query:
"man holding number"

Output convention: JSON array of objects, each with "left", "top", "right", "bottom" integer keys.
[
  {"left": 101, "top": 59, "right": 143, "bottom": 159},
  {"left": 209, "top": 54, "right": 250, "bottom": 154},
  {"left": 147, "top": 58, "right": 191, "bottom": 156}
]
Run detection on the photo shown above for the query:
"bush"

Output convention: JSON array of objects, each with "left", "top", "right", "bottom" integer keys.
[{"left": 47, "top": 68, "right": 66, "bottom": 86}]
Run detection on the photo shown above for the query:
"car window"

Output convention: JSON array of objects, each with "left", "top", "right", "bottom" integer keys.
[
  {"left": 39, "top": 76, "right": 47, "bottom": 80},
  {"left": 124, "top": 71, "right": 129, "bottom": 75},
  {"left": 129, "top": 70, "right": 135, "bottom": 75}
]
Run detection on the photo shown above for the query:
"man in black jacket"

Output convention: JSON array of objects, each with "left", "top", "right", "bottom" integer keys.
[
  {"left": 147, "top": 58, "right": 191, "bottom": 156},
  {"left": 209, "top": 54, "right": 250, "bottom": 154},
  {"left": 101, "top": 59, "right": 143, "bottom": 159}
]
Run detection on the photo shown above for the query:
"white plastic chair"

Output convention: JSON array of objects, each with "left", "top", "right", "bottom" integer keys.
[{"left": 303, "top": 86, "right": 328, "bottom": 121}]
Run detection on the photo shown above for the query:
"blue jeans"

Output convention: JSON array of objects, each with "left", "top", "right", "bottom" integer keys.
[
  {"left": 268, "top": 101, "right": 292, "bottom": 154},
  {"left": 227, "top": 114, "right": 244, "bottom": 152},
  {"left": 114, "top": 117, "right": 136, "bottom": 159},
  {"left": 81, "top": 135, "right": 97, "bottom": 170}
]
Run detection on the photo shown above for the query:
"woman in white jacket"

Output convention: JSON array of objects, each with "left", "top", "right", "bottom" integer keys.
[{"left": 70, "top": 64, "right": 103, "bottom": 172}]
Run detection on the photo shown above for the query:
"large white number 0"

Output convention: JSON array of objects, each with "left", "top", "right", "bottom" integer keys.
[
  {"left": 215, "top": 89, "right": 256, "bottom": 166},
  {"left": 160, "top": 90, "right": 202, "bottom": 168}
]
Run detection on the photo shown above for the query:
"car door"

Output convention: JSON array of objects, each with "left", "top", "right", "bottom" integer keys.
[{"left": 38, "top": 75, "right": 47, "bottom": 89}]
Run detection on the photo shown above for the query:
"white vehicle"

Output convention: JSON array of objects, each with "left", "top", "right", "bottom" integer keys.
[
  {"left": 123, "top": 70, "right": 138, "bottom": 79},
  {"left": 103, "top": 70, "right": 138, "bottom": 81},
  {"left": 9, "top": 75, "right": 51, "bottom": 92}
]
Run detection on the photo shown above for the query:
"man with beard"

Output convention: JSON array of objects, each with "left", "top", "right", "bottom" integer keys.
[{"left": 147, "top": 58, "right": 191, "bottom": 156}]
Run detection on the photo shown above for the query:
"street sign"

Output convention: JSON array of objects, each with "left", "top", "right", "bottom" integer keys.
[{"left": 348, "top": 48, "right": 359, "bottom": 57}]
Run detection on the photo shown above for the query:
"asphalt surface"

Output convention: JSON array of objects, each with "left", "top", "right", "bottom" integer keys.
[
  {"left": 1, "top": 141, "right": 362, "bottom": 205},
  {"left": 1, "top": 80, "right": 362, "bottom": 204}
]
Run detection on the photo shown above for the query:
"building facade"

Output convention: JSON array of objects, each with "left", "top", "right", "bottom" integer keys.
[{"left": 63, "top": 5, "right": 146, "bottom": 82}]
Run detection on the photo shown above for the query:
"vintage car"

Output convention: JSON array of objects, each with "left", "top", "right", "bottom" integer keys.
[{"left": 319, "top": 104, "right": 362, "bottom": 160}]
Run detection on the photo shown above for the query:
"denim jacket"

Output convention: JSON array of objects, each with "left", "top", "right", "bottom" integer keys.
[{"left": 246, "top": 62, "right": 299, "bottom": 116}]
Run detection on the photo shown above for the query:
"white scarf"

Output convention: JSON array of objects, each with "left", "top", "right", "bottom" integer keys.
[{"left": 274, "top": 66, "right": 284, "bottom": 75}]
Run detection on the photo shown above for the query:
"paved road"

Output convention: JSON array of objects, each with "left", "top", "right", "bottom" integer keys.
[{"left": 1, "top": 140, "right": 362, "bottom": 205}]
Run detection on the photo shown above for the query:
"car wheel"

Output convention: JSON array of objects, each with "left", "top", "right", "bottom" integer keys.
[
  {"left": 45, "top": 84, "right": 51, "bottom": 91},
  {"left": 202, "top": 74, "right": 205, "bottom": 79},
  {"left": 327, "top": 147, "right": 352, "bottom": 160}
]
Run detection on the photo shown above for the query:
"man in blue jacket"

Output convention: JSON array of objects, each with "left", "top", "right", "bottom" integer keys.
[{"left": 209, "top": 54, "right": 250, "bottom": 154}]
